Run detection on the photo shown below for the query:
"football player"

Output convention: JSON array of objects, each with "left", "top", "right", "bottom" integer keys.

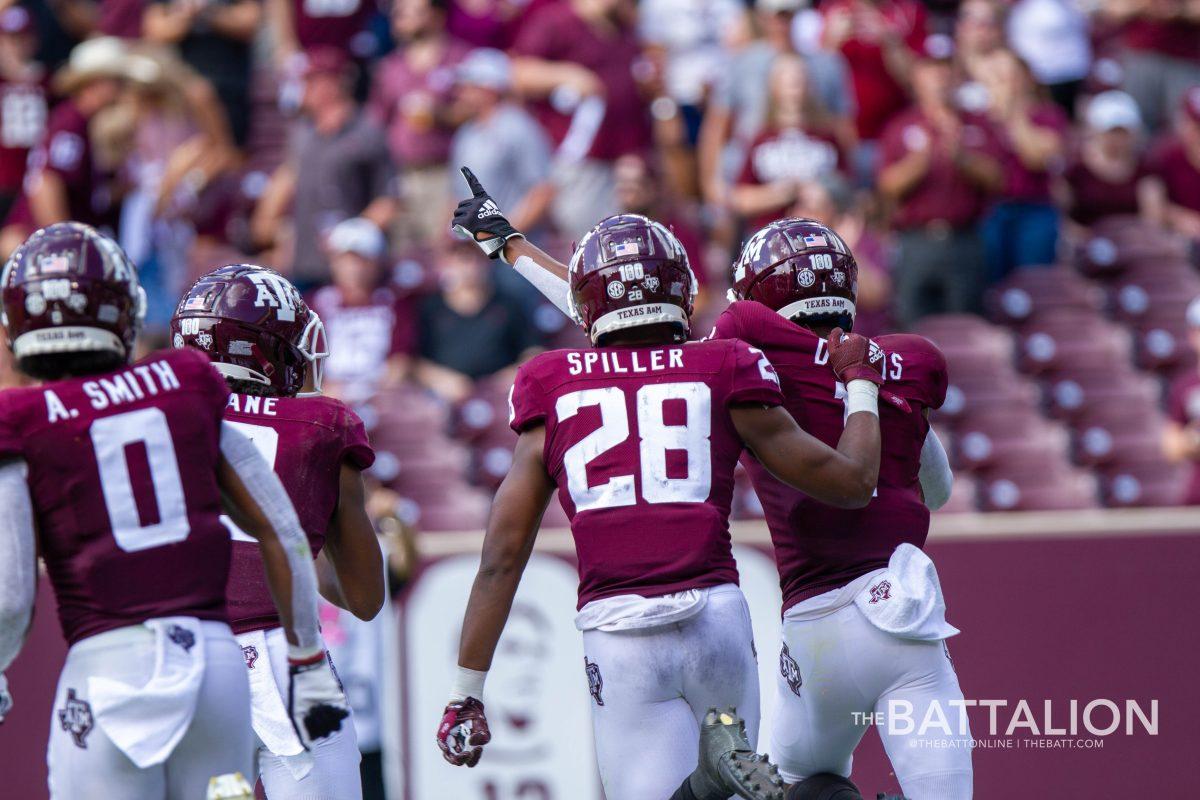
[
  {"left": 172, "top": 264, "right": 384, "bottom": 800},
  {"left": 0, "top": 223, "right": 346, "bottom": 799},
  {"left": 439, "top": 205, "right": 886, "bottom": 800},
  {"left": 452, "top": 172, "right": 969, "bottom": 799}
]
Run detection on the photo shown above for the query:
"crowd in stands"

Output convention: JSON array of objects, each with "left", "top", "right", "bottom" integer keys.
[{"left": 2, "top": 0, "right": 1200, "bottom": 520}]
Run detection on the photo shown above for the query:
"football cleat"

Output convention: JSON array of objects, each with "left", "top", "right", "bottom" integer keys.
[{"left": 694, "top": 707, "right": 785, "bottom": 800}]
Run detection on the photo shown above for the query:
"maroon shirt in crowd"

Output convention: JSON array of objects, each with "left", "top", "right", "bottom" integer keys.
[
  {"left": 994, "top": 103, "right": 1068, "bottom": 203},
  {"left": 0, "top": 348, "right": 233, "bottom": 644},
  {"left": 1146, "top": 137, "right": 1200, "bottom": 213},
  {"left": 737, "top": 125, "right": 845, "bottom": 231},
  {"left": 821, "top": 0, "right": 927, "bottom": 140},
  {"left": 224, "top": 393, "right": 374, "bottom": 634},
  {"left": 0, "top": 76, "right": 46, "bottom": 193},
  {"left": 712, "top": 301, "right": 947, "bottom": 611},
  {"left": 1063, "top": 157, "right": 1148, "bottom": 225},
  {"left": 308, "top": 284, "right": 417, "bottom": 389},
  {"left": 509, "top": 339, "right": 783, "bottom": 608},
  {"left": 1122, "top": 18, "right": 1200, "bottom": 63},
  {"left": 1167, "top": 370, "right": 1200, "bottom": 505},
  {"left": 512, "top": 3, "right": 651, "bottom": 161},
  {"left": 367, "top": 37, "right": 471, "bottom": 167},
  {"left": 292, "top": 0, "right": 373, "bottom": 54},
  {"left": 879, "top": 107, "right": 1001, "bottom": 229},
  {"left": 7, "top": 99, "right": 111, "bottom": 229},
  {"left": 97, "top": 0, "right": 145, "bottom": 37}
]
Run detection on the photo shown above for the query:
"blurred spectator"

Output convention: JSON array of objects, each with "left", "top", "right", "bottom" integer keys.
[
  {"left": 369, "top": 0, "right": 469, "bottom": 248},
  {"left": 99, "top": 0, "right": 148, "bottom": 38},
  {"left": 613, "top": 152, "right": 707, "bottom": 287},
  {"left": 510, "top": 0, "right": 650, "bottom": 239},
  {"left": 979, "top": 48, "right": 1068, "bottom": 277},
  {"left": 878, "top": 37, "right": 1003, "bottom": 328},
  {"left": 0, "top": 7, "right": 46, "bottom": 224},
  {"left": 1163, "top": 297, "right": 1200, "bottom": 505},
  {"left": 2, "top": 37, "right": 133, "bottom": 255},
  {"left": 445, "top": 0, "right": 526, "bottom": 48},
  {"left": 1006, "top": 0, "right": 1092, "bottom": 116},
  {"left": 732, "top": 53, "right": 844, "bottom": 232},
  {"left": 143, "top": 0, "right": 261, "bottom": 147},
  {"left": 449, "top": 48, "right": 554, "bottom": 233},
  {"left": 1142, "top": 86, "right": 1200, "bottom": 238},
  {"left": 1058, "top": 90, "right": 1149, "bottom": 230},
  {"left": 792, "top": 175, "right": 892, "bottom": 337},
  {"left": 253, "top": 47, "right": 398, "bottom": 289},
  {"left": 821, "top": 0, "right": 928, "bottom": 178},
  {"left": 1104, "top": 0, "right": 1200, "bottom": 132},
  {"left": 954, "top": 0, "right": 1004, "bottom": 92},
  {"left": 699, "top": 0, "right": 852, "bottom": 207},
  {"left": 415, "top": 240, "right": 542, "bottom": 402},
  {"left": 268, "top": 0, "right": 377, "bottom": 63},
  {"left": 309, "top": 217, "right": 416, "bottom": 403}
]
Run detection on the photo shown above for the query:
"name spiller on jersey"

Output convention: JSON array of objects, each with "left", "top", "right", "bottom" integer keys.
[{"left": 566, "top": 347, "right": 686, "bottom": 376}]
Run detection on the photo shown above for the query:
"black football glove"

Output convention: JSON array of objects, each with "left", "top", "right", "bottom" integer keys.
[{"left": 451, "top": 166, "right": 524, "bottom": 262}]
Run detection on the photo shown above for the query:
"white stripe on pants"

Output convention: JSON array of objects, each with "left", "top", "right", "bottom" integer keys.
[
  {"left": 770, "top": 603, "right": 973, "bottom": 799},
  {"left": 582, "top": 584, "right": 760, "bottom": 800},
  {"left": 48, "top": 621, "right": 252, "bottom": 800}
]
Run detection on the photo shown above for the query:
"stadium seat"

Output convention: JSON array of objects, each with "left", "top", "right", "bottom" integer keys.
[
  {"left": 1098, "top": 461, "right": 1189, "bottom": 508},
  {"left": 1016, "top": 311, "right": 1134, "bottom": 375},
  {"left": 951, "top": 410, "right": 1071, "bottom": 472},
  {"left": 985, "top": 266, "right": 1105, "bottom": 325},
  {"left": 1042, "top": 369, "right": 1160, "bottom": 420},
  {"left": 977, "top": 467, "right": 1100, "bottom": 512},
  {"left": 938, "top": 371, "right": 1042, "bottom": 425},
  {"left": 936, "top": 472, "right": 978, "bottom": 514}
]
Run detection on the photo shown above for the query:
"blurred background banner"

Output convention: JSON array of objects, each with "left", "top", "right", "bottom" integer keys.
[{"left": 3, "top": 515, "right": 1197, "bottom": 799}]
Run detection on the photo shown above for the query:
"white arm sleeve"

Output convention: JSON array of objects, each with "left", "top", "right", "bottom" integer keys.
[
  {"left": 918, "top": 428, "right": 954, "bottom": 511},
  {"left": 513, "top": 254, "right": 572, "bottom": 317},
  {"left": 219, "top": 422, "right": 321, "bottom": 654},
  {"left": 0, "top": 460, "right": 36, "bottom": 672}
]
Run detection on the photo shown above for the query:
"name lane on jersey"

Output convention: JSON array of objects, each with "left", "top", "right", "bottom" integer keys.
[
  {"left": 566, "top": 347, "right": 685, "bottom": 376},
  {"left": 43, "top": 358, "right": 182, "bottom": 423}
]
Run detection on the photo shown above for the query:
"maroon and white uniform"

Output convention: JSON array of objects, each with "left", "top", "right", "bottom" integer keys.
[
  {"left": 0, "top": 348, "right": 255, "bottom": 797},
  {"left": 509, "top": 338, "right": 781, "bottom": 800},
  {"left": 713, "top": 300, "right": 947, "bottom": 611},
  {"left": 225, "top": 393, "right": 374, "bottom": 635},
  {"left": 713, "top": 301, "right": 970, "bottom": 797}
]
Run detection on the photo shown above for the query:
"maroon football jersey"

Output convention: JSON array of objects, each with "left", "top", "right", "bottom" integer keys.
[
  {"left": 509, "top": 339, "right": 784, "bottom": 609},
  {"left": 0, "top": 347, "right": 233, "bottom": 644},
  {"left": 712, "top": 301, "right": 948, "bottom": 611},
  {"left": 0, "top": 77, "right": 47, "bottom": 192},
  {"left": 223, "top": 393, "right": 374, "bottom": 634}
]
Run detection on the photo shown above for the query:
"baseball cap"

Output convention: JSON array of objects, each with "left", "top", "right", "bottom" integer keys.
[
  {"left": 1182, "top": 85, "right": 1200, "bottom": 125},
  {"left": 458, "top": 48, "right": 511, "bottom": 92},
  {"left": 1085, "top": 91, "right": 1142, "bottom": 133},
  {"left": 755, "top": 0, "right": 805, "bottom": 13},
  {"left": 327, "top": 217, "right": 386, "bottom": 260}
]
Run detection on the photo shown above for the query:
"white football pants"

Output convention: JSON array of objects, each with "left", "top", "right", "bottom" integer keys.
[
  {"left": 48, "top": 621, "right": 253, "bottom": 799},
  {"left": 247, "top": 626, "right": 363, "bottom": 800},
  {"left": 770, "top": 603, "right": 973, "bottom": 799},
  {"left": 582, "top": 584, "right": 760, "bottom": 800}
]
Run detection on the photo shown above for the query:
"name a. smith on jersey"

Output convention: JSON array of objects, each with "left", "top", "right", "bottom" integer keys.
[
  {"left": 565, "top": 347, "right": 686, "bottom": 376},
  {"left": 41, "top": 359, "right": 183, "bottom": 422}
]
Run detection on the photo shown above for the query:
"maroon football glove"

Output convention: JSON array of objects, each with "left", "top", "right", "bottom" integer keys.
[
  {"left": 437, "top": 697, "right": 491, "bottom": 767},
  {"left": 826, "top": 327, "right": 884, "bottom": 386}
]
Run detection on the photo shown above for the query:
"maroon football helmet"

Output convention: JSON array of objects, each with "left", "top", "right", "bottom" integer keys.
[
  {"left": 0, "top": 222, "right": 146, "bottom": 361},
  {"left": 171, "top": 264, "right": 327, "bottom": 397},
  {"left": 568, "top": 214, "right": 697, "bottom": 344},
  {"left": 730, "top": 218, "right": 859, "bottom": 330}
]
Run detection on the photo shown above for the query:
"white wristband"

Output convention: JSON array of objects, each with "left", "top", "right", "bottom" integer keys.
[
  {"left": 449, "top": 666, "right": 488, "bottom": 702},
  {"left": 845, "top": 380, "right": 879, "bottom": 418}
]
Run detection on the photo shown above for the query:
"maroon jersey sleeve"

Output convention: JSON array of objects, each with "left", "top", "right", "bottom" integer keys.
[
  {"left": 711, "top": 300, "right": 769, "bottom": 345},
  {"left": 509, "top": 359, "right": 549, "bottom": 433},
  {"left": 876, "top": 333, "right": 948, "bottom": 410},
  {"left": 726, "top": 339, "right": 784, "bottom": 407},
  {"left": 338, "top": 405, "right": 375, "bottom": 470}
]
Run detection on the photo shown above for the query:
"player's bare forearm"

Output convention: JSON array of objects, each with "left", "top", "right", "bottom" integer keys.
[
  {"left": 732, "top": 404, "right": 879, "bottom": 508},
  {"left": 504, "top": 237, "right": 568, "bottom": 281},
  {"left": 324, "top": 464, "right": 385, "bottom": 621},
  {"left": 457, "top": 429, "right": 554, "bottom": 671}
]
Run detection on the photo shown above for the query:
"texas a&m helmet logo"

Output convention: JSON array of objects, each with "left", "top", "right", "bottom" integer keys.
[
  {"left": 246, "top": 271, "right": 302, "bottom": 322},
  {"left": 584, "top": 656, "right": 604, "bottom": 706},
  {"left": 58, "top": 688, "right": 94, "bottom": 749}
]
